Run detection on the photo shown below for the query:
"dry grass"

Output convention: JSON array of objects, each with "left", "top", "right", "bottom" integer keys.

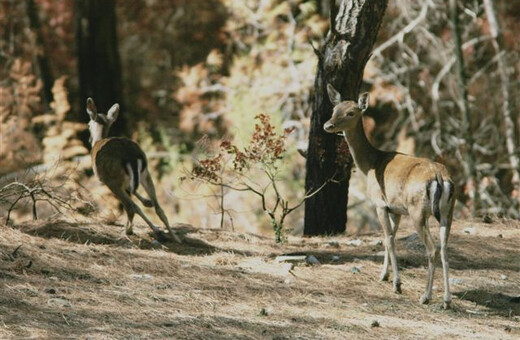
[{"left": 0, "top": 217, "right": 519, "bottom": 339}]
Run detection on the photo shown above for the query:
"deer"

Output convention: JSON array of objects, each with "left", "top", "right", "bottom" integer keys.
[
  {"left": 86, "top": 98, "right": 180, "bottom": 243},
  {"left": 323, "top": 84, "right": 455, "bottom": 309}
]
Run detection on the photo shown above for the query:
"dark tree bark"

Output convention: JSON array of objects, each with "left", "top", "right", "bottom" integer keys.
[
  {"left": 76, "top": 0, "right": 125, "bottom": 137},
  {"left": 448, "top": 0, "right": 479, "bottom": 215},
  {"left": 26, "top": 0, "right": 54, "bottom": 107},
  {"left": 304, "top": 0, "right": 388, "bottom": 236}
]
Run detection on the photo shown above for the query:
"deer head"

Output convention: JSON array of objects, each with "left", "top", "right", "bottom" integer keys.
[
  {"left": 323, "top": 84, "right": 369, "bottom": 134},
  {"left": 86, "top": 97, "right": 119, "bottom": 146}
]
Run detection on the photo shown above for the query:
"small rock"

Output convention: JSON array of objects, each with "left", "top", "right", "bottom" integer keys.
[
  {"left": 48, "top": 298, "right": 71, "bottom": 308},
  {"left": 45, "top": 288, "right": 56, "bottom": 294},
  {"left": 346, "top": 239, "right": 362, "bottom": 246},
  {"left": 306, "top": 255, "right": 320, "bottom": 265},
  {"left": 449, "top": 278, "right": 464, "bottom": 285},
  {"left": 326, "top": 240, "right": 340, "bottom": 248},
  {"left": 331, "top": 255, "right": 340, "bottom": 262},
  {"left": 259, "top": 307, "right": 273, "bottom": 316},
  {"left": 399, "top": 233, "right": 419, "bottom": 242},
  {"left": 350, "top": 266, "right": 361, "bottom": 274},
  {"left": 370, "top": 240, "right": 383, "bottom": 246},
  {"left": 281, "top": 263, "right": 294, "bottom": 274},
  {"left": 371, "top": 320, "right": 380, "bottom": 328},
  {"left": 482, "top": 215, "right": 493, "bottom": 224},
  {"left": 275, "top": 255, "right": 307, "bottom": 264},
  {"left": 510, "top": 296, "right": 520, "bottom": 303},
  {"left": 500, "top": 274, "right": 508, "bottom": 280},
  {"left": 129, "top": 274, "right": 154, "bottom": 281},
  {"left": 463, "top": 227, "right": 476, "bottom": 235},
  {"left": 284, "top": 278, "right": 292, "bottom": 284}
]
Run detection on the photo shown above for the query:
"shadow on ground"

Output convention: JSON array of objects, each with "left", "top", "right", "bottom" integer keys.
[
  {"left": 290, "top": 233, "right": 519, "bottom": 272},
  {"left": 14, "top": 220, "right": 219, "bottom": 256},
  {"left": 454, "top": 290, "right": 520, "bottom": 317}
]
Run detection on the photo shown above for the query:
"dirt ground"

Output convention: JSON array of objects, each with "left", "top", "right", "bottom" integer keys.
[{"left": 0, "top": 217, "right": 519, "bottom": 339}]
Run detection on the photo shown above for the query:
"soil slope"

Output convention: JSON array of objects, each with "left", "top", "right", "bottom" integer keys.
[{"left": 0, "top": 218, "right": 519, "bottom": 339}]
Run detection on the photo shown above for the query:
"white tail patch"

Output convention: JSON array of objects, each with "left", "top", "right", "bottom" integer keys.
[
  {"left": 126, "top": 163, "right": 135, "bottom": 193},
  {"left": 440, "top": 181, "right": 452, "bottom": 213},
  {"left": 439, "top": 180, "right": 452, "bottom": 226},
  {"left": 137, "top": 158, "right": 143, "bottom": 174},
  {"left": 430, "top": 180, "right": 441, "bottom": 222},
  {"left": 126, "top": 159, "right": 143, "bottom": 194}
]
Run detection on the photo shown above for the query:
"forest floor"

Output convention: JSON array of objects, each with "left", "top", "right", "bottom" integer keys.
[{"left": 0, "top": 217, "right": 519, "bottom": 339}]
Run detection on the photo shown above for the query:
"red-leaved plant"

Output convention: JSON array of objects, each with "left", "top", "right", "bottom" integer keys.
[{"left": 191, "top": 114, "right": 327, "bottom": 243}]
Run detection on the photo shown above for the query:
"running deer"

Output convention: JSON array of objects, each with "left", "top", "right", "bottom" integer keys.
[
  {"left": 86, "top": 98, "right": 179, "bottom": 242},
  {"left": 324, "top": 85, "right": 455, "bottom": 309}
]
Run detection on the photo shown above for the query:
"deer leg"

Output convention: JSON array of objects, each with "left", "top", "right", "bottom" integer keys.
[
  {"left": 134, "top": 191, "right": 153, "bottom": 207},
  {"left": 376, "top": 208, "right": 401, "bottom": 294},
  {"left": 122, "top": 201, "right": 135, "bottom": 235},
  {"left": 108, "top": 184, "right": 136, "bottom": 235},
  {"left": 140, "top": 169, "right": 181, "bottom": 243},
  {"left": 380, "top": 245, "right": 390, "bottom": 282},
  {"left": 380, "top": 213, "right": 400, "bottom": 281},
  {"left": 440, "top": 221, "right": 452, "bottom": 309},
  {"left": 109, "top": 185, "right": 163, "bottom": 238},
  {"left": 411, "top": 211, "right": 438, "bottom": 305}
]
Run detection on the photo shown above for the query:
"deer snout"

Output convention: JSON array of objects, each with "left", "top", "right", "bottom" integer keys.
[{"left": 323, "top": 121, "right": 335, "bottom": 133}]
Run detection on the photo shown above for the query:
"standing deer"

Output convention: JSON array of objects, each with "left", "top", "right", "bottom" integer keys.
[
  {"left": 324, "top": 84, "right": 455, "bottom": 309},
  {"left": 86, "top": 98, "right": 179, "bottom": 242}
]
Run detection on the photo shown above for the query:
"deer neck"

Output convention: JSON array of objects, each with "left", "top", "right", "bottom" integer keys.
[
  {"left": 88, "top": 121, "right": 107, "bottom": 148},
  {"left": 343, "top": 118, "right": 381, "bottom": 175}
]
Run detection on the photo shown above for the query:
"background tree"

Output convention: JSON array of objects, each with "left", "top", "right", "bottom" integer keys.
[
  {"left": 75, "top": 0, "right": 125, "bottom": 137},
  {"left": 304, "top": 0, "right": 388, "bottom": 236},
  {"left": 26, "top": 0, "right": 54, "bottom": 107},
  {"left": 2, "top": 0, "right": 520, "bottom": 230},
  {"left": 483, "top": 0, "right": 520, "bottom": 212},
  {"left": 448, "top": 0, "right": 479, "bottom": 215}
]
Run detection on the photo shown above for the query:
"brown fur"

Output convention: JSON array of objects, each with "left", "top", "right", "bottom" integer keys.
[
  {"left": 91, "top": 138, "right": 146, "bottom": 186},
  {"left": 324, "top": 85, "right": 454, "bottom": 309},
  {"left": 86, "top": 98, "right": 180, "bottom": 242}
]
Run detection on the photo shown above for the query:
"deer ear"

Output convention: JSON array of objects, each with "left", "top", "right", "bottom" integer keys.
[
  {"left": 86, "top": 98, "right": 97, "bottom": 120},
  {"left": 358, "top": 92, "right": 369, "bottom": 112},
  {"left": 327, "top": 84, "right": 342, "bottom": 106},
  {"left": 107, "top": 103, "right": 119, "bottom": 123}
]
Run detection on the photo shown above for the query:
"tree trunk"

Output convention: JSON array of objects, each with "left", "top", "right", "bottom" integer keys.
[
  {"left": 26, "top": 0, "right": 54, "bottom": 107},
  {"left": 304, "top": 0, "right": 388, "bottom": 236},
  {"left": 76, "top": 0, "right": 125, "bottom": 137},
  {"left": 449, "top": 0, "right": 479, "bottom": 216},
  {"left": 483, "top": 0, "right": 520, "bottom": 213}
]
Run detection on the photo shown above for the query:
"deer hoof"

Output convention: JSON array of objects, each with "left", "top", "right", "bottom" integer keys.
[
  {"left": 153, "top": 230, "right": 168, "bottom": 242},
  {"left": 420, "top": 295, "right": 430, "bottom": 305},
  {"left": 379, "top": 273, "right": 389, "bottom": 282},
  {"left": 394, "top": 283, "right": 402, "bottom": 294},
  {"left": 170, "top": 233, "right": 183, "bottom": 244},
  {"left": 125, "top": 228, "right": 134, "bottom": 236},
  {"left": 443, "top": 300, "right": 452, "bottom": 310}
]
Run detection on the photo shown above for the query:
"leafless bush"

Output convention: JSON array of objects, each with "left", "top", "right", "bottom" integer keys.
[
  {"left": 0, "top": 163, "right": 94, "bottom": 224},
  {"left": 369, "top": 0, "right": 520, "bottom": 218}
]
